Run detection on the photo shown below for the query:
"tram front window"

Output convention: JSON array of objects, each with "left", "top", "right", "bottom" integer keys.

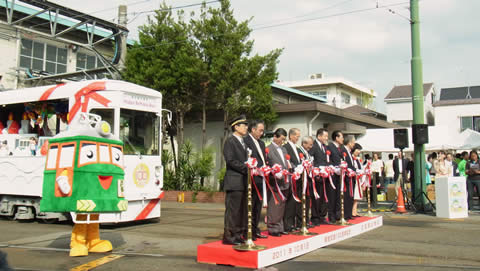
[{"left": 120, "top": 109, "right": 159, "bottom": 155}]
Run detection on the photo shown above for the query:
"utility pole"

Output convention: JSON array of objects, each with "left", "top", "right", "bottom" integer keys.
[
  {"left": 118, "top": 5, "right": 128, "bottom": 72},
  {"left": 410, "top": 0, "right": 427, "bottom": 210}
]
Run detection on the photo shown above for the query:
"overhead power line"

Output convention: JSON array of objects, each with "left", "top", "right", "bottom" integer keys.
[
  {"left": 127, "top": 0, "right": 220, "bottom": 25},
  {"left": 252, "top": 0, "right": 356, "bottom": 28},
  {"left": 27, "top": 0, "right": 152, "bottom": 30},
  {"left": 253, "top": 1, "right": 410, "bottom": 31},
  {"left": 127, "top": 1, "right": 411, "bottom": 52}
]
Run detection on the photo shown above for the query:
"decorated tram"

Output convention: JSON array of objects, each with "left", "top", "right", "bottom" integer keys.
[{"left": 0, "top": 80, "right": 169, "bottom": 223}]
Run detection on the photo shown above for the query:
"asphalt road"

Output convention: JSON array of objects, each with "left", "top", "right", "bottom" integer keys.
[{"left": 1, "top": 201, "right": 479, "bottom": 271}]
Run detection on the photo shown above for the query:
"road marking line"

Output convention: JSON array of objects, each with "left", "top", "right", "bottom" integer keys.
[
  {"left": 3, "top": 245, "right": 165, "bottom": 258},
  {"left": 4, "top": 245, "right": 70, "bottom": 252},
  {"left": 70, "top": 254, "right": 124, "bottom": 271}
]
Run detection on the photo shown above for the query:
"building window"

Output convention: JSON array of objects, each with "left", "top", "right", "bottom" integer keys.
[
  {"left": 19, "top": 39, "right": 67, "bottom": 74},
  {"left": 76, "top": 53, "right": 98, "bottom": 70},
  {"left": 76, "top": 52, "right": 108, "bottom": 79},
  {"left": 341, "top": 93, "right": 350, "bottom": 105},
  {"left": 309, "top": 90, "right": 327, "bottom": 100},
  {"left": 356, "top": 96, "right": 362, "bottom": 106},
  {"left": 461, "top": 116, "right": 480, "bottom": 132}
]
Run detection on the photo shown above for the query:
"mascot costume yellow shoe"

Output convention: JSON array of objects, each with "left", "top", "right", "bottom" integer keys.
[{"left": 40, "top": 113, "right": 127, "bottom": 257}]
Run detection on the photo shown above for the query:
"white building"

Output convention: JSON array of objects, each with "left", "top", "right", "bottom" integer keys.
[
  {"left": 384, "top": 83, "right": 436, "bottom": 127},
  {"left": 433, "top": 85, "right": 480, "bottom": 133},
  {"left": 0, "top": 0, "right": 129, "bottom": 89},
  {"left": 277, "top": 73, "right": 377, "bottom": 109}
]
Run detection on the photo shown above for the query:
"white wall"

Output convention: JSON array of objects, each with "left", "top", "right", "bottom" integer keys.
[
  {"left": 385, "top": 87, "right": 436, "bottom": 125},
  {"left": 385, "top": 99, "right": 434, "bottom": 125},
  {"left": 319, "top": 85, "right": 365, "bottom": 109},
  {"left": 386, "top": 102, "right": 413, "bottom": 123},
  {"left": 435, "top": 104, "right": 480, "bottom": 132},
  {"left": 270, "top": 113, "right": 309, "bottom": 138},
  {"left": 0, "top": 26, "right": 20, "bottom": 89}
]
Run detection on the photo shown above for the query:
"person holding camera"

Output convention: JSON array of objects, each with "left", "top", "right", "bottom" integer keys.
[{"left": 466, "top": 150, "right": 480, "bottom": 211}]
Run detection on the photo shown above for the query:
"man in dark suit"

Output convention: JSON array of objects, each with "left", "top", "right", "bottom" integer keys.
[
  {"left": 393, "top": 151, "right": 408, "bottom": 199},
  {"left": 342, "top": 135, "right": 357, "bottom": 220},
  {"left": 406, "top": 153, "right": 415, "bottom": 204},
  {"left": 283, "top": 128, "right": 301, "bottom": 232},
  {"left": 243, "top": 120, "right": 267, "bottom": 240},
  {"left": 298, "top": 136, "right": 314, "bottom": 228},
  {"left": 327, "top": 130, "right": 344, "bottom": 223},
  {"left": 266, "top": 128, "right": 289, "bottom": 236},
  {"left": 222, "top": 115, "right": 249, "bottom": 245},
  {"left": 309, "top": 128, "right": 329, "bottom": 225}
]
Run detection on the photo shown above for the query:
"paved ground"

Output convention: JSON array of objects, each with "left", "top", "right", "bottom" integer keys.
[{"left": 0, "top": 201, "right": 479, "bottom": 271}]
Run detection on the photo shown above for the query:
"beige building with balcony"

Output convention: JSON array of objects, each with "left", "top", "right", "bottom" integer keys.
[{"left": 276, "top": 73, "right": 377, "bottom": 109}]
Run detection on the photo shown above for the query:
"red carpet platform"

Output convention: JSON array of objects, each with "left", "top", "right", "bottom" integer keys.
[{"left": 197, "top": 215, "right": 383, "bottom": 268}]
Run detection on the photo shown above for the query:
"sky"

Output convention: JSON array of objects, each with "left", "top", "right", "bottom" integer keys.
[{"left": 50, "top": 0, "right": 480, "bottom": 113}]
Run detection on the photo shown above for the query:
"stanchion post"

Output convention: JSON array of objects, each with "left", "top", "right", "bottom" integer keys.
[
  {"left": 234, "top": 158, "right": 266, "bottom": 251},
  {"left": 293, "top": 170, "right": 317, "bottom": 236},
  {"left": 336, "top": 169, "right": 351, "bottom": 226}
]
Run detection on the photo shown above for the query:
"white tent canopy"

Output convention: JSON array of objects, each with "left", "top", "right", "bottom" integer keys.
[{"left": 356, "top": 127, "right": 480, "bottom": 152}]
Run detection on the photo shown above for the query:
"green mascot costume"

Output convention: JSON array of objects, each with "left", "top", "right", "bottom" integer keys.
[{"left": 40, "top": 113, "right": 127, "bottom": 256}]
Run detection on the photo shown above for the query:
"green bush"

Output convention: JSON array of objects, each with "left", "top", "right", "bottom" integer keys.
[
  {"left": 161, "top": 140, "right": 216, "bottom": 191},
  {"left": 217, "top": 167, "right": 226, "bottom": 191}
]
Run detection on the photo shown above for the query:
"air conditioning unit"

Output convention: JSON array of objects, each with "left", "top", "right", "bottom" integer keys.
[{"left": 309, "top": 73, "right": 323, "bottom": 79}]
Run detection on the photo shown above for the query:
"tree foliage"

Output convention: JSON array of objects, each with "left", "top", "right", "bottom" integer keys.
[
  {"left": 191, "top": 0, "right": 282, "bottom": 126},
  {"left": 123, "top": 5, "right": 204, "bottom": 147},
  {"left": 124, "top": 0, "right": 283, "bottom": 175}
]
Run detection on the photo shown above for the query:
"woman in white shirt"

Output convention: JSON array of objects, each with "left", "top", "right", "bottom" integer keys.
[
  {"left": 434, "top": 151, "right": 452, "bottom": 177},
  {"left": 352, "top": 144, "right": 364, "bottom": 217}
]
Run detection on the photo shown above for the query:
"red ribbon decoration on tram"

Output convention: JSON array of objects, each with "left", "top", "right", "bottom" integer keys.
[{"left": 68, "top": 81, "right": 110, "bottom": 124}]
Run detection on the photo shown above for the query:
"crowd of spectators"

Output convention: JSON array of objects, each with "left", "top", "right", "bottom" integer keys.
[{"left": 361, "top": 150, "right": 480, "bottom": 211}]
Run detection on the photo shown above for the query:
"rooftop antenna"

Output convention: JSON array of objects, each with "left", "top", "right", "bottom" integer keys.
[{"left": 466, "top": 86, "right": 472, "bottom": 99}]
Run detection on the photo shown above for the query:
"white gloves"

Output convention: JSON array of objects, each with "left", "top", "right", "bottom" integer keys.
[
  {"left": 56, "top": 174, "right": 71, "bottom": 195},
  {"left": 275, "top": 172, "right": 283, "bottom": 179}
]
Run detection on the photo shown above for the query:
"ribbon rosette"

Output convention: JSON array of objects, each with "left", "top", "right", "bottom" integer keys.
[
  {"left": 323, "top": 167, "right": 336, "bottom": 190},
  {"left": 246, "top": 157, "right": 258, "bottom": 169},
  {"left": 271, "top": 164, "right": 283, "bottom": 179},
  {"left": 272, "top": 164, "right": 282, "bottom": 174},
  {"left": 326, "top": 149, "right": 331, "bottom": 163},
  {"left": 271, "top": 164, "right": 286, "bottom": 201},
  {"left": 302, "top": 159, "right": 312, "bottom": 171},
  {"left": 296, "top": 164, "right": 304, "bottom": 174},
  {"left": 260, "top": 165, "right": 271, "bottom": 176}
]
